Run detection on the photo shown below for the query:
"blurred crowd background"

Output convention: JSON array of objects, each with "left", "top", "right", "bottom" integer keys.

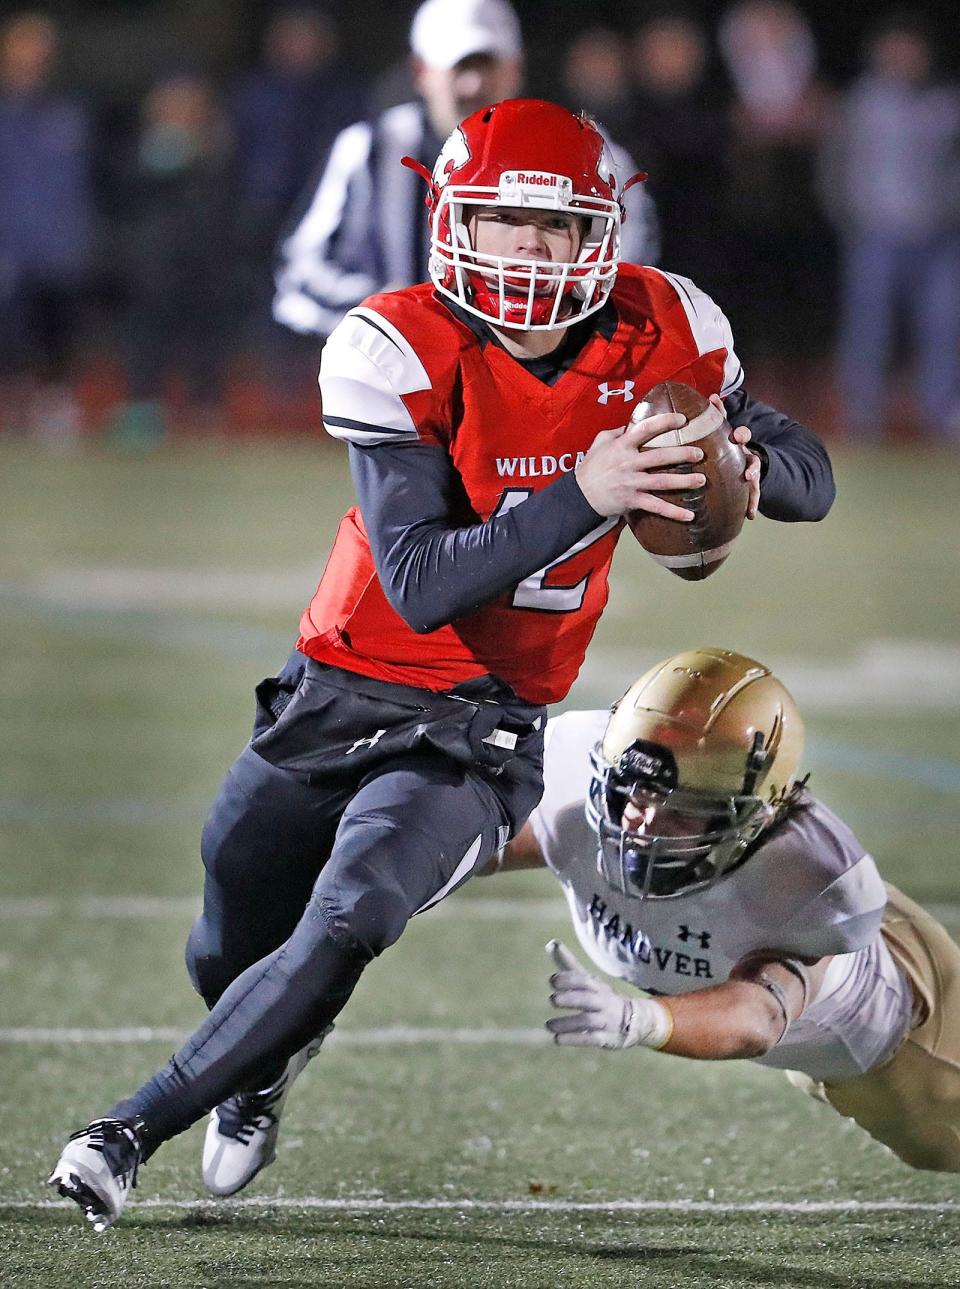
[{"left": 2, "top": 0, "right": 960, "bottom": 447}]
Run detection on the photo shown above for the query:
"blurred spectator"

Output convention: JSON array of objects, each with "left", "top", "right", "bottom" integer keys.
[
  {"left": 109, "top": 71, "right": 234, "bottom": 442},
  {"left": 272, "top": 0, "right": 657, "bottom": 343},
  {"left": 0, "top": 11, "right": 95, "bottom": 442},
  {"left": 624, "top": 9, "right": 730, "bottom": 287},
  {"left": 230, "top": 5, "right": 365, "bottom": 357},
  {"left": 820, "top": 14, "right": 960, "bottom": 441},
  {"left": 717, "top": 0, "right": 836, "bottom": 415},
  {"left": 562, "top": 27, "right": 632, "bottom": 141}
]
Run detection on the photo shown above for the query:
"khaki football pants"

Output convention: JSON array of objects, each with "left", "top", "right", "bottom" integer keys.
[{"left": 788, "top": 882, "right": 960, "bottom": 1172}]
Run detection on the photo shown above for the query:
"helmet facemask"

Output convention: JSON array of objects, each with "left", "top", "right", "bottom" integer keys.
[
  {"left": 429, "top": 170, "right": 622, "bottom": 330},
  {"left": 404, "top": 101, "right": 643, "bottom": 331},
  {"left": 586, "top": 739, "right": 777, "bottom": 901}
]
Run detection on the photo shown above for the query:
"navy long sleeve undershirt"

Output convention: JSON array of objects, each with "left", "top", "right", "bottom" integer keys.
[
  {"left": 724, "top": 389, "right": 835, "bottom": 524},
  {"left": 349, "top": 389, "right": 835, "bottom": 635}
]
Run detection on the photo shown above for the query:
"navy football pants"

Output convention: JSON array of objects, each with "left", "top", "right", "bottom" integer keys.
[{"left": 109, "top": 658, "right": 543, "bottom": 1150}]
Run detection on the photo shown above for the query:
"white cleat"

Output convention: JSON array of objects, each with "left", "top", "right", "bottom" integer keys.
[
  {"left": 202, "top": 1031, "right": 329, "bottom": 1196},
  {"left": 47, "top": 1118, "right": 143, "bottom": 1231}
]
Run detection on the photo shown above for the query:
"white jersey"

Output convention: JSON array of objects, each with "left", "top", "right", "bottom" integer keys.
[{"left": 530, "top": 711, "right": 916, "bottom": 1082}]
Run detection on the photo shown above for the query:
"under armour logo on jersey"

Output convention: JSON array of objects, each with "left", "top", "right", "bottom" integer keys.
[
  {"left": 597, "top": 381, "right": 635, "bottom": 405},
  {"left": 346, "top": 728, "right": 387, "bottom": 755},
  {"left": 677, "top": 925, "right": 711, "bottom": 950}
]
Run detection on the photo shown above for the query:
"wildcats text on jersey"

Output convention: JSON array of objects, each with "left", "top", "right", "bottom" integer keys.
[{"left": 495, "top": 453, "right": 586, "bottom": 478}]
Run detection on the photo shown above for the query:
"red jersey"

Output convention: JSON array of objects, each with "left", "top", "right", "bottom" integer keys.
[{"left": 299, "top": 264, "right": 743, "bottom": 704}]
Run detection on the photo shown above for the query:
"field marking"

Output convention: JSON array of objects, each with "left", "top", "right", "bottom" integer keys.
[
  {"left": 0, "top": 799, "right": 210, "bottom": 825},
  {"left": 4, "top": 563, "right": 960, "bottom": 713},
  {"left": 34, "top": 567, "right": 320, "bottom": 611},
  {"left": 806, "top": 739, "right": 960, "bottom": 794},
  {"left": 3, "top": 1196, "right": 960, "bottom": 1215},
  {"left": 573, "top": 639, "right": 960, "bottom": 712},
  {"left": 5, "top": 732, "right": 960, "bottom": 829},
  {"left": 0, "top": 1025, "right": 548, "bottom": 1045},
  {"left": 0, "top": 895, "right": 201, "bottom": 918},
  {"left": 4, "top": 731, "right": 960, "bottom": 832},
  {"left": 0, "top": 585, "right": 290, "bottom": 661},
  {"left": 0, "top": 895, "right": 570, "bottom": 920},
  {"left": 2, "top": 895, "right": 959, "bottom": 925}
]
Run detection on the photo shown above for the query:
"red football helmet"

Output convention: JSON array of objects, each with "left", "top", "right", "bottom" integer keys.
[{"left": 403, "top": 99, "right": 643, "bottom": 330}]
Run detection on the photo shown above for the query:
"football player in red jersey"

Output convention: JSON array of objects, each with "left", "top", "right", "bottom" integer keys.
[{"left": 48, "top": 100, "right": 835, "bottom": 1229}]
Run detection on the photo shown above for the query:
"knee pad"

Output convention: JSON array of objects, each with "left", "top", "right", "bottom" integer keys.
[{"left": 314, "top": 818, "right": 416, "bottom": 959}]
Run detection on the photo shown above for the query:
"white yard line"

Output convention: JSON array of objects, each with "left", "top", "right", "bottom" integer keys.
[
  {"left": 0, "top": 895, "right": 569, "bottom": 920},
  {"left": 3, "top": 1195, "right": 959, "bottom": 1214},
  {"left": 0, "top": 1025, "right": 548, "bottom": 1045},
  {"left": 35, "top": 566, "right": 318, "bottom": 611},
  {"left": 0, "top": 1026, "right": 187, "bottom": 1043},
  {"left": 1, "top": 897, "right": 958, "bottom": 928},
  {"left": 572, "top": 639, "right": 960, "bottom": 711},
  {"left": 2, "top": 895, "right": 959, "bottom": 923},
  {"left": 6, "top": 559, "right": 960, "bottom": 713},
  {"left": 0, "top": 896, "right": 201, "bottom": 918}
]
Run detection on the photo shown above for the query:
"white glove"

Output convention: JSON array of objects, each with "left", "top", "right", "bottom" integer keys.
[{"left": 545, "top": 940, "right": 674, "bottom": 1051}]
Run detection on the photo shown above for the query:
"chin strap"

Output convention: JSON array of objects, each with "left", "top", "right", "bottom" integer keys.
[
  {"left": 620, "top": 170, "right": 649, "bottom": 222},
  {"left": 621, "top": 170, "right": 648, "bottom": 194},
  {"left": 401, "top": 155, "right": 438, "bottom": 207}
]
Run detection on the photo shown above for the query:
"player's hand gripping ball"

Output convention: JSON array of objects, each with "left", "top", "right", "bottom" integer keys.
[{"left": 627, "top": 381, "right": 750, "bottom": 581}]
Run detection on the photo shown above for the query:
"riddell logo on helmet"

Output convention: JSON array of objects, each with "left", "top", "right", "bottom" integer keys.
[{"left": 499, "top": 172, "right": 574, "bottom": 203}]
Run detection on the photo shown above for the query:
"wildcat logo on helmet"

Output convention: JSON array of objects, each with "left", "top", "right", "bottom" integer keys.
[
  {"left": 595, "top": 141, "right": 618, "bottom": 192},
  {"left": 432, "top": 126, "right": 471, "bottom": 187}
]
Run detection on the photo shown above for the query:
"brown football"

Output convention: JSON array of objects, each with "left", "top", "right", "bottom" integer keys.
[{"left": 626, "top": 380, "right": 749, "bottom": 581}]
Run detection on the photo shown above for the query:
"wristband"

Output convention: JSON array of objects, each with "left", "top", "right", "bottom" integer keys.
[
  {"left": 752, "top": 973, "right": 791, "bottom": 1042},
  {"left": 775, "top": 956, "right": 812, "bottom": 1012},
  {"left": 736, "top": 950, "right": 812, "bottom": 1017},
  {"left": 625, "top": 997, "right": 674, "bottom": 1050}
]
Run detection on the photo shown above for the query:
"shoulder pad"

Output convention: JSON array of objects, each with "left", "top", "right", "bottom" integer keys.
[
  {"left": 619, "top": 266, "right": 744, "bottom": 397},
  {"left": 321, "top": 293, "right": 465, "bottom": 446},
  {"left": 742, "top": 803, "right": 887, "bottom": 957}
]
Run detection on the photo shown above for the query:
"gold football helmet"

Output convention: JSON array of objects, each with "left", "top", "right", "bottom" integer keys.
[{"left": 587, "top": 648, "right": 805, "bottom": 899}]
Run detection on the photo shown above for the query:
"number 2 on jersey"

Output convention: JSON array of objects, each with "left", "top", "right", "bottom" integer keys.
[{"left": 493, "top": 489, "right": 620, "bottom": 613}]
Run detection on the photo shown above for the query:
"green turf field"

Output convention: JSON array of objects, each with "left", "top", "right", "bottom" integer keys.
[{"left": 1, "top": 437, "right": 959, "bottom": 1287}]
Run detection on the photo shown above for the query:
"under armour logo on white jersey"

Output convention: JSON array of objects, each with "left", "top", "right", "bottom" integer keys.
[
  {"left": 677, "top": 925, "right": 711, "bottom": 950},
  {"left": 346, "top": 728, "right": 387, "bottom": 755},
  {"left": 597, "top": 380, "right": 635, "bottom": 405}
]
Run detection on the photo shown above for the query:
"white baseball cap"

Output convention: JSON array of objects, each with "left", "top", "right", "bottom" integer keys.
[{"left": 410, "top": 0, "right": 523, "bottom": 71}]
